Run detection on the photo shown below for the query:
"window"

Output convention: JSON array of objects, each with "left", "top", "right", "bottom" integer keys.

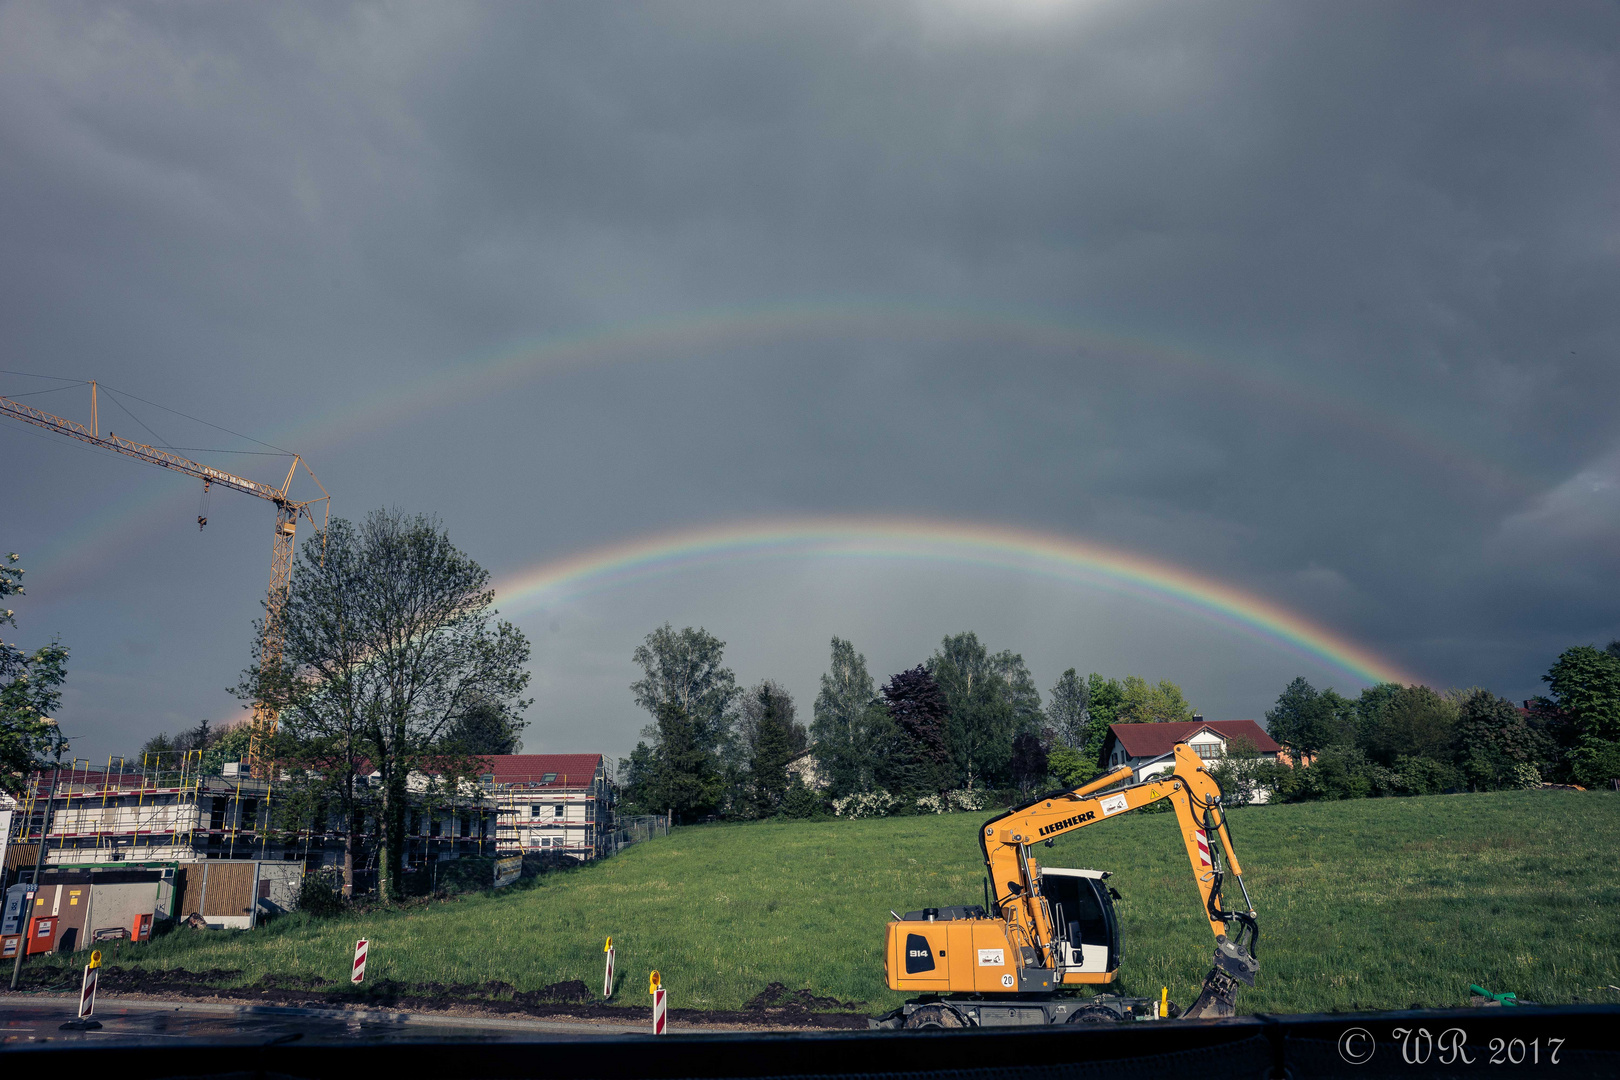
[
  {"left": 553, "top": 804, "right": 565, "bottom": 819},
  {"left": 530, "top": 805, "right": 543, "bottom": 820},
  {"left": 541, "top": 773, "right": 557, "bottom": 783}
]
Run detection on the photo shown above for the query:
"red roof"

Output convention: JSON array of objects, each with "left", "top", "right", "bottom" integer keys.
[
  {"left": 1107, "top": 720, "right": 1280, "bottom": 759},
  {"left": 479, "top": 753, "right": 603, "bottom": 788}
]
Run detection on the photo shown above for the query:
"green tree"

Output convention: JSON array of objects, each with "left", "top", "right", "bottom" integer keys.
[
  {"left": 0, "top": 553, "right": 69, "bottom": 795},
  {"left": 1361, "top": 685, "right": 1456, "bottom": 767},
  {"left": 631, "top": 624, "right": 737, "bottom": 749},
  {"left": 643, "top": 700, "right": 724, "bottom": 821},
  {"left": 1352, "top": 683, "right": 1403, "bottom": 747},
  {"left": 1083, "top": 674, "right": 1124, "bottom": 763},
  {"left": 747, "top": 683, "right": 802, "bottom": 815},
  {"left": 238, "top": 510, "right": 531, "bottom": 901},
  {"left": 445, "top": 695, "right": 525, "bottom": 756},
  {"left": 1048, "top": 746, "right": 1099, "bottom": 788},
  {"left": 1046, "top": 668, "right": 1089, "bottom": 750},
  {"left": 1265, "top": 678, "right": 1355, "bottom": 759},
  {"left": 930, "top": 632, "right": 1041, "bottom": 788},
  {"left": 1543, "top": 645, "right": 1620, "bottom": 787},
  {"left": 1450, "top": 689, "right": 1543, "bottom": 790},
  {"left": 880, "top": 665, "right": 951, "bottom": 795},
  {"left": 1115, "top": 675, "right": 1195, "bottom": 724},
  {"left": 811, "top": 637, "right": 880, "bottom": 797}
]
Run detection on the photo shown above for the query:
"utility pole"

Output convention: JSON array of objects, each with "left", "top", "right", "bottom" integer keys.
[{"left": 10, "top": 748, "right": 63, "bottom": 991}]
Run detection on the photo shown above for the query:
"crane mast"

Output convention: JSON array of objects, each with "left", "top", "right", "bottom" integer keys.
[{"left": 0, "top": 382, "right": 328, "bottom": 777}]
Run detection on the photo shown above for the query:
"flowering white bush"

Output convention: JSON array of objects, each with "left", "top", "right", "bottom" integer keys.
[
  {"left": 832, "top": 790, "right": 898, "bottom": 818},
  {"left": 915, "top": 790, "right": 985, "bottom": 814}
]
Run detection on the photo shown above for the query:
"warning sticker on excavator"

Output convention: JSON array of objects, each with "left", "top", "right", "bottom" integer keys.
[
  {"left": 977, "top": 948, "right": 1005, "bottom": 967},
  {"left": 1099, "top": 793, "right": 1129, "bottom": 816}
]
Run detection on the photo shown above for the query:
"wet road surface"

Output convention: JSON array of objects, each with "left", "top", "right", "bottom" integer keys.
[{"left": 0, "top": 995, "right": 656, "bottom": 1045}]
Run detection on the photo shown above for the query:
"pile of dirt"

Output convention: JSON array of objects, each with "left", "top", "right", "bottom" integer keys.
[{"left": 746, "top": 982, "right": 866, "bottom": 1017}]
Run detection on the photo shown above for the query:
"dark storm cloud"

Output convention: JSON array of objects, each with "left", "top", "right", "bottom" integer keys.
[{"left": 1, "top": 1, "right": 1616, "bottom": 758}]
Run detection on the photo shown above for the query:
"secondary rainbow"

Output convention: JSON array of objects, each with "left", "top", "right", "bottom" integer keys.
[{"left": 490, "top": 517, "right": 1418, "bottom": 687}]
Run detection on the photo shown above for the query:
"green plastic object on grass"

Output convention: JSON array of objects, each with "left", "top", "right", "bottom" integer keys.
[{"left": 1470, "top": 983, "right": 1518, "bottom": 1006}]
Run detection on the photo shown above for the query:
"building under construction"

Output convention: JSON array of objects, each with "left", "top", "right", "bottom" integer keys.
[{"left": 2, "top": 751, "right": 630, "bottom": 897}]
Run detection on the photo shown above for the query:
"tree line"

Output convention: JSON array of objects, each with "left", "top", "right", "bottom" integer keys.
[
  {"left": 617, "top": 627, "right": 1202, "bottom": 821},
  {"left": 1260, "top": 642, "right": 1620, "bottom": 801}
]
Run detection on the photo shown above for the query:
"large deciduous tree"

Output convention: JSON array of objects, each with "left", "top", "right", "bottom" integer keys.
[
  {"left": 1450, "top": 689, "right": 1544, "bottom": 790},
  {"left": 1542, "top": 645, "right": 1620, "bottom": 787},
  {"left": 1114, "top": 675, "right": 1195, "bottom": 724},
  {"left": 1265, "top": 677, "right": 1355, "bottom": 760},
  {"left": 631, "top": 624, "right": 736, "bottom": 747},
  {"left": 1046, "top": 669, "right": 1089, "bottom": 750},
  {"left": 930, "top": 632, "right": 1042, "bottom": 789},
  {"left": 626, "top": 624, "right": 736, "bottom": 817},
  {"left": 811, "top": 637, "right": 883, "bottom": 797},
  {"left": 0, "top": 553, "right": 69, "bottom": 794},
  {"left": 1360, "top": 685, "right": 1456, "bottom": 767},
  {"left": 239, "top": 510, "right": 531, "bottom": 900}
]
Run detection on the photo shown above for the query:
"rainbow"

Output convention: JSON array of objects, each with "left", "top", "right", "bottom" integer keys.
[
  {"left": 489, "top": 516, "right": 1418, "bottom": 687},
  {"left": 21, "top": 300, "right": 1527, "bottom": 584}
]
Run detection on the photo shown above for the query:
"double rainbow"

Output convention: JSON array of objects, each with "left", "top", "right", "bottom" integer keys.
[{"left": 490, "top": 516, "right": 1417, "bottom": 687}]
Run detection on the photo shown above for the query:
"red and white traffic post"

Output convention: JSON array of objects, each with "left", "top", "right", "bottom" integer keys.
[
  {"left": 79, "top": 949, "right": 101, "bottom": 1017},
  {"left": 650, "top": 970, "right": 667, "bottom": 1034},
  {"left": 59, "top": 949, "right": 103, "bottom": 1030},
  {"left": 602, "top": 936, "right": 615, "bottom": 1000},
  {"left": 352, "top": 938, "right": 369, "bottom": 985}
]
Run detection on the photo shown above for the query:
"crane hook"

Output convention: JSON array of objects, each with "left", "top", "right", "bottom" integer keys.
[{"left": 197, "top": 479, "right": 211, "bottom": 530}]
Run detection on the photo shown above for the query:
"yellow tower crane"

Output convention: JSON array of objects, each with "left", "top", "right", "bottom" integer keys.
[{"left": 0, "top": 381, "right": 328, "bottom": 777}]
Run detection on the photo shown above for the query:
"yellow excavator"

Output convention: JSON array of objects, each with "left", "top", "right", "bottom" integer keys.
[{"left": 872, "top": 742, "right": 1259, "bottom": 1029}]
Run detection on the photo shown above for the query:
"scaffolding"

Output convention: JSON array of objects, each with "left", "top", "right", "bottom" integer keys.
[{"left": 5, "top": 753, "right": 209, "bottom": 867}]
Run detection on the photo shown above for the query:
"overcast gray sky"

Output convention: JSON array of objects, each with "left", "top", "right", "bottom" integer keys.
[{"left": 3, "top": 1, "right": 1616, "bottom": 764}]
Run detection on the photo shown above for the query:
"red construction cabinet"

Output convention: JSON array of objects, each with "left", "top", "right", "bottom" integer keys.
[{"left": 25, "top": 915, "right": 58, "bottom": 955}]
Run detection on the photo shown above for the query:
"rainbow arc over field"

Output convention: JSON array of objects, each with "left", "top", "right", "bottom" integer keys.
[{"left": 489, "top": 517, "right": 1418, "bottom": 687}]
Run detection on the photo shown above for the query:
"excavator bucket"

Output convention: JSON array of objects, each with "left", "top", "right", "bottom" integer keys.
[{"left": 1181, "top": 938, "right": 1259, "bottom": 1019}]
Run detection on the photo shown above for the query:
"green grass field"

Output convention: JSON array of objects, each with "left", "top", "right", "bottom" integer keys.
[{"left": 24, "top": 789, "right": 1620, "bottom": 1014}]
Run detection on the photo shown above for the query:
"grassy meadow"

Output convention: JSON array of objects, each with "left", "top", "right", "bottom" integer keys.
[{"left": 21, "top": 789, "right": 1620, "bottom": 1015}]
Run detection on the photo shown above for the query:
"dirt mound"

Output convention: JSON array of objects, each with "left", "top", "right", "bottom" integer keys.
[{"left": 747, "top": 982, "right": 865, "bottom": 1015}]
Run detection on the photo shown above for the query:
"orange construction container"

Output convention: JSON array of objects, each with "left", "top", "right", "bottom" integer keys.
[
  {"left": 25, "top": 915, "right": 58, "bottom": 955},
  {"left": 132, "top": 912, "right": 154, "bottom": 942}
]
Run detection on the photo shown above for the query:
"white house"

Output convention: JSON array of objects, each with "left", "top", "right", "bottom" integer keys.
[
  {"left": 480, "top": 754, "right": 612, "bottom": 861},
  {"left": 1100, "top": 719, "right": 1283, "bottom": 802}
]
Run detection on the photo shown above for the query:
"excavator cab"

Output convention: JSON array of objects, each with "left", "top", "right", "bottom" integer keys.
[{"left": 1039, "top": 868, "right": 1120, "bottom": 976}]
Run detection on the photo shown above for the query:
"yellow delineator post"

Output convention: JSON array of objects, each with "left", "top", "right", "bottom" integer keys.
[
  {"left": 650, "top": 970, "right": 666, "bottom": 1035},
  {"left": 1161, "top": 986, "right": 1169, "bottom": 1019},
  {"left": 603, "top": 936, "right": 615, "bottom": 1000}
]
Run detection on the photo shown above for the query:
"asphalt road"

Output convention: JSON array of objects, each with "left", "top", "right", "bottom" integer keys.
[{"left": 0, "top": 995, "right": 654, "bottom": 1045}]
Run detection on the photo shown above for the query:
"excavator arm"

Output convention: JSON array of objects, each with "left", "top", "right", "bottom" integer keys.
[{"left": 980, "top": 742, "right": 1259, "bottom": 1017}]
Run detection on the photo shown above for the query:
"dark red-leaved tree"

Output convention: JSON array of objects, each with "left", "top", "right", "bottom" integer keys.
[{"left": 881, "top": 665, "right": 951, "bottom": 795}]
